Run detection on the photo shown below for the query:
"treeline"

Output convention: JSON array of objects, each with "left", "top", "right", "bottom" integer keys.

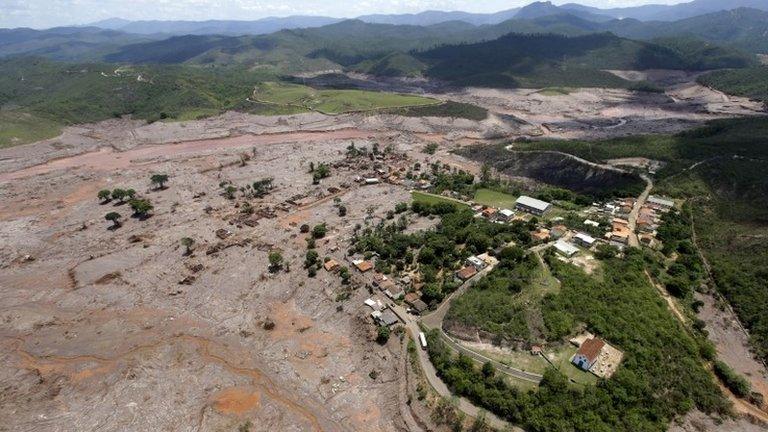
[{"left": 428, "top": 248, "right": 730, "bottom": 431}]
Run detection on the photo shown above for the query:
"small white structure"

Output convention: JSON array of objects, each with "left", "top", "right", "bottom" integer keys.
[
  {"left": 498, "top": 208, "right": 515, "bottom": 221},
  {"left": 574, "top": 233, "right": 597, "bottom": 248},
  {"left": 515, "top": 196, "right": 551, "bottom": 216},
  {"left": 466, "top": 256, "right": 486, "bottom": 270},
  {"left": 364, "top": 298, "right": 383, "bottom": 311},
  {"left": 364, "top": 178, "right": 380, "bottom": 185},
  {"left": 554, "top": 240, "right": 579, "bottom": 257},
  {"left": 419, "top": 332, "right": 428, "bottom": 350},
  {"left": 584, "top": 219, "right": 600, "bottom": 227},
  {"left": 647, "top": 195, "right": 674, "bottom": 209}
]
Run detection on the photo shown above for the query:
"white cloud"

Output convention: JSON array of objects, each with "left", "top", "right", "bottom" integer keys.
[{"left": 0, "top": 0, "right": 688, "bottom": 29}]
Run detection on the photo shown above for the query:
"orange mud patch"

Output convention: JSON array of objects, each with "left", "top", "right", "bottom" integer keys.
[
  {"left": 6, "top": 334, "right": 338, "bottom": 431},
  {"left": 0, "top": 179, "right": 105, "bottom": 223},
  {"left": 281, "top": 210, "right": 309, "bottom": 230},
  {"left": 212, "top": 387, "right": 262, "bottom": 415},
  {"left": 0, "top": 129, "right": 380, "bottom": 182},
  {"left": 268, "top": 301, "right": 352, "bottom": 361}
]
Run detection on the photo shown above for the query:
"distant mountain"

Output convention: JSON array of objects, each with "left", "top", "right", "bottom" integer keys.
[
  {"left": 416, "top": 32, "right": 751, "bottom": 88},
  {"left": 0, "top": 27, "right": 155, "bottom": 61},
  {"left": 358, "top": 9, "right": 520, "bottom": 26},
  {"left": 514, "top": 1, "right": 612, "bottom": 22},
  {"left": 88, "top": 16, "right": 342, "bottom": 36},
  {"left": 560, "top": 0, "right": 768, "bottom": 21},
  {"left": 603, "top": 8, "right": 768, "bottom": 54}
]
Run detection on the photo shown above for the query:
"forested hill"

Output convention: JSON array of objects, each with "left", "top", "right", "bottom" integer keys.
[{"left": 416, "top": 33, "right": 753, "bottom": 88}]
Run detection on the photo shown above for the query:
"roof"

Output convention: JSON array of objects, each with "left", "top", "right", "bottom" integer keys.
[
  {"left": 410, "top": 299, "right": 429, "bottom": 312},
  {"left": 648, "top": 195, "right": 674, "bottom": 208},
  {"left": 531, "top": 229, "right": 550, "bottom": 241},
  {"left": 354, "top": 260, "right": 374, "bottom": 272},
  {"left": 499, "top": 208, "right": 514, "bottom": 217},
  {"left": 323, "top": 259, "right": 339, "bottom": 271},
  {"left": 515, "top": 195, "right": 551, "bottom": 212},
  {"left": 576, "top": 337, "right": 605, "bottom": 363},
  {"left": 574, "top": 233, "right": 596, "bottom": 244},
  {"left": 456, "top": 266, "right": 478, "bottom": 280},
  {"left": 584, "top": 219, "right": 600, "bottom": 227},
  {"left": 378, "top": 310, "right": 399, "bottom": 326},
  {"left": 404, "top": 292, "right": 420, "bottom": 303},
  {"left": 554, "top": 240, "right": 579, "bottom": 256}
]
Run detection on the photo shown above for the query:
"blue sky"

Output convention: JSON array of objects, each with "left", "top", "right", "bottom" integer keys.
[{"left": 2, "top": 0, "right": 685, "bottom": 29}]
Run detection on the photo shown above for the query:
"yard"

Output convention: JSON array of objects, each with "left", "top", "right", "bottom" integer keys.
[
  {"left": 473, "top": 188, "right": 518, "bottom": 209},
  {"left": 252, "top": 82, "right": 440, "bottom": 115},
  {"left": 411, "top": 191, "right": 470, "bottom": 208}
]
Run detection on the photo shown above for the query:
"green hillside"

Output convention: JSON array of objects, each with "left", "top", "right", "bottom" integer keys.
[{"left": 698, "top": 66, "right": 768, "bottom": 106}]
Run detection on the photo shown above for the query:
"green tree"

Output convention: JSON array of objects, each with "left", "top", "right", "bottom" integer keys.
[
  {"left": 339, "top": 266, "right": 351, "bottom": 284},
  {"left": 338, "top": 205, "right": 347, "bottom": 217},
  {"left": 376, "top": 325, "right": 390, "bottom": 344},
  {"left": 129, "top": 198, "right": 153, "bottom": 218},
  {"left": 312, "top": 224, "right": 327, "bottom": 239},
  {"left": 105, "top": 212, "right": 121, "bottom": 229},
  {"left": 150, "top": 173, "right": 169, "bottom": 189},
  {"left": 268, "top": 251, "right": 284, "bottom": 272},
  {"left": 181, "top": 237, "right": 195, "bottom": 256},
  {"left": 98, "top": 189, "right": 112, "bottom": 203},
  {"left": 224, "top": 185, "right": 237, "bottom": 199},
  {"left": 305, "top": 250, "right": 319, "bottom": 269},
  {"left": 125, "top": 188, "right": 136, "bottom": 200},
  {"left": 252, "top": 178, "right": 274, "bottom": 197},
  {"left": 111, "top": 188, "right": 127, "bottom": 202}
]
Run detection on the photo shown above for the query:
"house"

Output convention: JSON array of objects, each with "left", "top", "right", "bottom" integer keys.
[
  {"left": 530, "top": 345, "right": 543, "bottom": 356},
  {"left": 364, "top": 178, "right": 380, "bottom": 185},
  {"left": 574, "top": 233, "right": 596, "bottom": 248},
  {"left": 373, "top": 310, "right": 399, "bottom": 326},
  {"left": 549, "top": 224, "right": 568, "bottom": 239},
  {"left": 554, "top": 240, "right": 579, "bottom": 258},
  {"left": 584, "top": 219, "right": 600, "bottom": 227},
  {"left": 647, "top": 195, "right": 674, "bottom": 210},
  {"left": 572, "top": 337, "right": 605, "bottom": 371},
  {"left": 404, "top": 293, "right": 429, "bottom": 314},
  {"left": 364, "top": 298, "right": 383, "bottom": 311},
  {"left": 515, "top": 196, "right": 551, "bottom": 216},
  {"left": 498, "top": 208, "right": 515, "bottom": 221},
  {"left": 380, "top": 278, "right": 403, "bottom": 299},
  {"left": 481, "top": 207, "right": 498, "bottom": 219},
  {"left": 354, "top": 260, "right": 374, "bottom": 273},
  {"left": 466, "top": 256, "right": 486, "bottom": 271},
  {"left": 531, "top": 229, "right": 550, "bottom": 242},
  {"left": 456, "top": 265, "right": 478, "bottom": 281},
  {"left": 477, "top": 253, "right": 496, "bottom": 267},
  {"left": 323, "top": 259, "right": 340, "bottom": 272}
]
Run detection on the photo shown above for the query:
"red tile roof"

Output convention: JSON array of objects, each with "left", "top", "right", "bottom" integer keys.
[
  {"left": 456, "top": 266, "right": 478, "bottom": 280},
  {"left": 577, "top": 338, "right": 605, "bottom": 363}
]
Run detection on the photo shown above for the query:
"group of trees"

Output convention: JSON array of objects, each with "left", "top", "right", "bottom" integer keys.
[
  {"left": 309, "top": 162, "right": 331, "bottom": 184},
  {"left": 353, "top": 199, "right": 531, "bottom": 306},
  {"left": 98, "top": 180, "right": 157, "bottom": 228},
  {"left": 219, "top": 177, "right": 274, "bottom": 200},
  {"left": 428, "top": 247, "right": 730, "bottom": 431},
  {"left": 656, "top": 208, "right": 704, "bottom": 299}
]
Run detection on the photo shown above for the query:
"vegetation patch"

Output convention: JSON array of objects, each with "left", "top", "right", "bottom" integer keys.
[
  {"left": 698, "top": 66, "right": 768, "bottom": 107},
  {"left": 0, "top": 111, "right": 62, "bottom": 148},
  {"left": 252, "top": 81, "right": 439, "bottom": 115},
  {"left": 472, "top": 188, "right": 518, "bottom": 209},
  {"left": 380, "top": 101, "right": 488, "bottom": 121}
]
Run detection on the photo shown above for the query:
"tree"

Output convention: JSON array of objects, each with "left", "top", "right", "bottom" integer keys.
[
  {"left": 125, "top": 188, "right": 136, "bottom": 200},
  {"left": 480, "top": 163, "right": 492, "bottom": 184},
  {"left": 150, "top": 174, "right": 169, "bottom": 189},
  {"left": 300, "top": 224, "right": 310, "bottom": 233},
  {"left": 111, "top": 188, "right": 127, "bottom": 202},
  {"left": 376, "top": 325, "right": 390, "bottom": 344},
  {"left": 268, "top": 251, "right": 283, "bottom": 272},
  {"left": 224, "top": 185, "right": 237, "bottom": 199},
  {"left": 312, "top": 224, "right": 327, "bottom": 239},
  {"left": 305, "top": 250, "right": 319, "bottom": 269},
  {"left": 129, "top": 198, "right": 153, "bottom": 219},
  {"left": 338, "top": 205, "right": 347, "bottom": 217},
  {"left": 98, "top": 189, "right": 112, "bottom": 203},
  {"left": 181, "top": 237, "right": 195, "bottom": 256},
  {"left": 252, "top": 178, "right": 274, "bottom": 197},
  {"left": 339, "top": 266, "right": 351, "bottom": 284},
  {"left": 105, "top": 212, "right": 122, "bottom": 229}
]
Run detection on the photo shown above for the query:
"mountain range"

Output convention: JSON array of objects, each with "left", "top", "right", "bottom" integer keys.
[{"left": 78, "top": 0, "right": 768, "bottom": 36}]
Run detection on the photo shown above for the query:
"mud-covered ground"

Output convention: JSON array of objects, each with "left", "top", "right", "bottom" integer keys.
[{"left": 1, "top": 72, "right": 766, "bottom": 432}]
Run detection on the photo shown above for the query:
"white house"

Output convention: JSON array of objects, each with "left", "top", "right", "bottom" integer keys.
[
  {"left": 572, "top": 338, "right": 605, "bottom": 371},
  {"left": 515, "top": 196, "right": 551, "bottom": 216},
  {"left": 554, "top": 240, "right": 579, "bottom": 257},
  {"left": 574, "top": 233, "right": 597, "bottom": 248}
]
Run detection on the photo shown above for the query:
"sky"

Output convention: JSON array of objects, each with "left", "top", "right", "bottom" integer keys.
[{"left": 1, "top": 0, "right": 687, "bottom": 29}]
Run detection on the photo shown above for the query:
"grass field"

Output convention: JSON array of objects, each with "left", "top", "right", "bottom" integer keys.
[
  {"left": 253, "top": 82, "right": 439, "bottom": 115},
  {"left": 537, "top": 87, "right": 572, "bottom": 96},
  {"left": 411, "top": 191, "right": 470, "bottom": 207},
  {"left": 473, "top": 188, "right": 518, "bottom": 209},
  {"left": 0, "top": 111, "right": 62, "bottom": 148}
]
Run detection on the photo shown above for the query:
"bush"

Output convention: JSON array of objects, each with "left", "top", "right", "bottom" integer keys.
[
  {"left": 713, "top": 360, "right": 751, "bottom": 398},
  {"left": 377, "top": 326, "right": 390, "bottom": 344},
  {"left": 312, "top": 224, "right": 327, "bottom": 239},
  {"left": 300, "top": 224, "right": 310, "bottom": 233}
]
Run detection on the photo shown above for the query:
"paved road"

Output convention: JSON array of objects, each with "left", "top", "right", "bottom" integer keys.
[{"left": 391, "top": 304, "right": 523, "bottom": 432}]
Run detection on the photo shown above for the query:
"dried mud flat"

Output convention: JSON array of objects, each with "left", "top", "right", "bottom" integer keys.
[{"left": 1, "top": 75, "right": 766, "bottom": 432}]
